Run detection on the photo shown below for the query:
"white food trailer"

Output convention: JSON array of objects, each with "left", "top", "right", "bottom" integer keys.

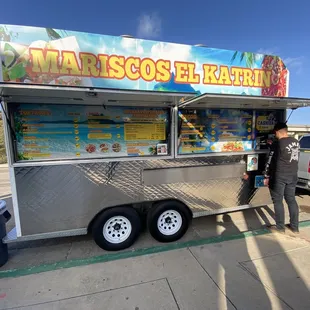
[{"left": 1, "top": 25, "right": 309, "bottom": 258}]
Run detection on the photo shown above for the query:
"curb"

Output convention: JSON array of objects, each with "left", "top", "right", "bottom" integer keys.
[{"left": 1, "top": 220, "right": 310, "bottom": 279}]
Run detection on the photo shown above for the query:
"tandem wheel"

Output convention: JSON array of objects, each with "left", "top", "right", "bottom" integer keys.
[
  {"left": 147, "top": 201, "right": 192, "bottom": 243},
  {"left": 92, "top": 207, "right": 141, "bottom": 251}
]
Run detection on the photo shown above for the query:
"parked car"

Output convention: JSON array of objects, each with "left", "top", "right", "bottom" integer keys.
[{"left": 297, "top": 134, "right": 310, "bottom": 190}]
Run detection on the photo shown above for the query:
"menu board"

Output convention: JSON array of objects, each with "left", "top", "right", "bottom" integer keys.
[
  {"left": 12, "top": 104, "right": 169, "bottom": 161},
  {"left": 254, "top": 110, "right": 284, "bottom": 149},
  {"left": 178, "top": 109, "right": 254, "bottom": 154},
  {"left": 255, "top": 110, "right": 284, "bottom": 134}
]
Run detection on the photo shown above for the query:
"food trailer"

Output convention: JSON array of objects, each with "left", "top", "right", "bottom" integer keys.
[{"left": 1, "top": 25, "right": 310, "bottom": 254}]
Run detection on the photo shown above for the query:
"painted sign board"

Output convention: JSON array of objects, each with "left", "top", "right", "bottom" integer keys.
[{"left": 0, "top": 25, "right": 288, "bottom": 97}]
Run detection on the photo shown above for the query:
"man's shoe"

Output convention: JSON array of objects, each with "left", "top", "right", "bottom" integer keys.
[
  {"left": 285, "top": 224, "right": 299, "bottom": 234},
  {"left": 267, "top": 225, "right": 285, "bottom": 234}
]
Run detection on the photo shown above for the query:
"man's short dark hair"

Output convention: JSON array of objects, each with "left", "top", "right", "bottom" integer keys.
[{"left": 273, "top": 122, "right": 288, "bottom": 132}]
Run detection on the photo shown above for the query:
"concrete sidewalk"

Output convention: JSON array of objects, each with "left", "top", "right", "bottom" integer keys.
[
  {"left": 1, "top": 165, "right": 310, "bottom": 309},
  {"left": 1, "top": 226, "right": 310, "bottom": 310}
]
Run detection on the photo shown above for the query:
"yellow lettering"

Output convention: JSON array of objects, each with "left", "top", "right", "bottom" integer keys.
[
  {"left": 30, "top": 48, "right": 59, "bottom": 74},
  {"left": 80, "top": 53, "right": 99, "bottom": 77},
  {"left": 174, "top": 62, "right": 188, "bottom": 83},
  {"left": 98, "top": 54, "right": 109, "bottom": 78},
  {"left": 262, "top": 70, "right": 271, "bottom": 88},
  {"left": 125, "top": 57, "right": 140, "bottom": 80},
  {"left": 231, "top": 67, "right": 243, "bottom": 86},
  {"left": 59, "top": 51, "right": 81, "bottom": 75},
  {"left": 140, "top": 58, "right": 156, "bottom": 81},
  {"left": 203, "top": 64, "right": 218, "bottom": 84},
  {"left": 217, "top": 66, "right": 232, "bottom": 85},
  {"left": 242, "top": 68, "right": 254, "bottom": 87},
  {"left": 156, "top": 60, "right": 171, "bottom": 82},
  {"left": 253, "top": 69, "right": 262, "bottom": 87},
  {"left": 109, "top": 56, "right": 125, "bottom": 79},
  {"left": 187, "top": 63, "right": 200, "bottom": 84},
  {"left": 30, "top": 49, "right": 273, "bottom": 90}
]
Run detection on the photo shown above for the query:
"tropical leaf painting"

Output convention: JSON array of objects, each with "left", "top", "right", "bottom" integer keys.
[
  {"left": 17, "top": 153, "right": 32, "bottom": 161},
  {"left": 45, "top": 28, "right": 62, "bottom": 40},
  {"left": 148, "top": 146, "right": 157, "bottom": 155},
  {"left": 231, "top": 51, "right": 256, "bottom": 68},
  {"left": 231, "top": 50, "right": 288, "bottom": 97}
]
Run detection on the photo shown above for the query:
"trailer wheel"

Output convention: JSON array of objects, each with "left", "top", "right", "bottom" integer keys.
[
  {"left": 147, "top": 201, "right": 191, "bottom": 243},
  {"left": 92, "top": 207, "right": 141, "bottom": 251}
]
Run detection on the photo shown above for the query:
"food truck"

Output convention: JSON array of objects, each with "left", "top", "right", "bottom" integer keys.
[{"left": 1, "top": 24, "right": 310, "bottom": 253}]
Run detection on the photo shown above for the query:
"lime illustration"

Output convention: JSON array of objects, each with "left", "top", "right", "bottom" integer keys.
[{"left": 3, "top": 50, "right": 16, "bottom": 68}]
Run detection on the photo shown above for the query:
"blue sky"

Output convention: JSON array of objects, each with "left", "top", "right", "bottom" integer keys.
[{"left": 1, "top": 0, "right": 309, "bottom": 124}]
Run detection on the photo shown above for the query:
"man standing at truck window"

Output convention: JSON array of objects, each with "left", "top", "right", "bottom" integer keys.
[{"left": 264, "top": 122, "right": 300, "bottom": 234}]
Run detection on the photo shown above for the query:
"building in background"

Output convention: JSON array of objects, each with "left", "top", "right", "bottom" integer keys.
[{"left": 288, "top": 125, "right": 310, "bottom": 140}]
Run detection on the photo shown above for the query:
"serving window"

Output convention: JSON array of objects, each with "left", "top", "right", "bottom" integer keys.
[
  {"left": 177, "top": 108, "right": 254, "bottom": 154},
  {"left": 177, "top": 108, "right": 285, "bottom": 155},
  {"left": 10, "top": 103, "right": 171, "bottom": 162}
]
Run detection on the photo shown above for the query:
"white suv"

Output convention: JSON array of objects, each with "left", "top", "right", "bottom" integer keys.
[{"left": 297, "top": 134, "right": 310, "bottom": 190}]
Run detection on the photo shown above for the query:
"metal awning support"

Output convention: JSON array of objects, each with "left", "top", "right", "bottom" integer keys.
[
  {"left": 178, "top": 93, "right": 310, "bottom": 110},
  {"left": 0, "top": 84, "right": 194, "bottom": 107}
]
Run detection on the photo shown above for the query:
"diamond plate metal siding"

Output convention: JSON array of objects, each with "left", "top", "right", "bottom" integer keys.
[
  {"left": 143, "top": 156, "right": 271, "bottom": 213},
  {"left": 143, "top": 155, "right": 243, "bottom": 169},
  {"left": 143, "top": 178, "right": 271, "bottom": 213},
  {"left": 14, "top": 156, "right": 271, "bottom": 236},
  {"left": 15, "top": 162, "right": 144, "bottom": 235}
]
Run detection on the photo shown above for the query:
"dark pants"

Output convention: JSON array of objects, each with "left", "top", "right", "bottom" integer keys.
[{"left": 269, "top": 175, "right": 299, "bottom": 230}]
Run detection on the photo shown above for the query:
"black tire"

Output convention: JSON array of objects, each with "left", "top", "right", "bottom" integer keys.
[
  {"left": 147, "top": 201, "right": 191, "bottom": 243},
  {"left": 92, "top": 207, "right": 141, "bottom": 251}
]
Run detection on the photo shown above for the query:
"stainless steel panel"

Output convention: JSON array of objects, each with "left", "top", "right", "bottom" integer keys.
[
  {"left": 144, "top": 156, "right": 271, "bottom": 213},
  {"left": 143, "top": 156, "right": 243, "bottom": 169},
  {"left": 143, "top": 164, "right": 244, "bottom": 185},
  {"left": 3, "top": 227, "right": 87, "bottom": 243},
  {"left": 143, "top": 178, "right": 271, "bottom": 212},
  {"left": 14, "top": 162, "right": 144, "bottom": 235},
  {"left": 14, "top": 155, "right": 272, "bottom": 236}
]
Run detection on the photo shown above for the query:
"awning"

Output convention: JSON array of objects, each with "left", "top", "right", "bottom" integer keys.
[
  {"left": 0, "top": 84, "right": 194, "bottom": 107},
  {"left": 178, "top": 93, "right": 310, "bottom": 110}
]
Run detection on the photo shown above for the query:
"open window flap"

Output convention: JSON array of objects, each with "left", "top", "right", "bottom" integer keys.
[
  {"left": 178, "top": 93, "right": 310, "bottom": 110},
  {"left": 0, "top": 84, "right": 193, "bottom": 107}
]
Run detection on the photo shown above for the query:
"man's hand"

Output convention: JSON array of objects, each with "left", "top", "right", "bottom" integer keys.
[
  {"left": 243, "top": 173, "right": 249, "bottom": 181},
  {"left": 264, "top": 178, "right": 269, "bottom": 187}
]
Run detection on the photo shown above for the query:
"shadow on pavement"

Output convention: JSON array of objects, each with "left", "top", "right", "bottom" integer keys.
[
  {"left": 1, "top": 186, "right": 310, "bottom": 309},
  {"left": 218, "top": 213, "right": 273, "bottom": 309},
  {"left": 216, "top": 209, "right": 310, "bottom": 309}
]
